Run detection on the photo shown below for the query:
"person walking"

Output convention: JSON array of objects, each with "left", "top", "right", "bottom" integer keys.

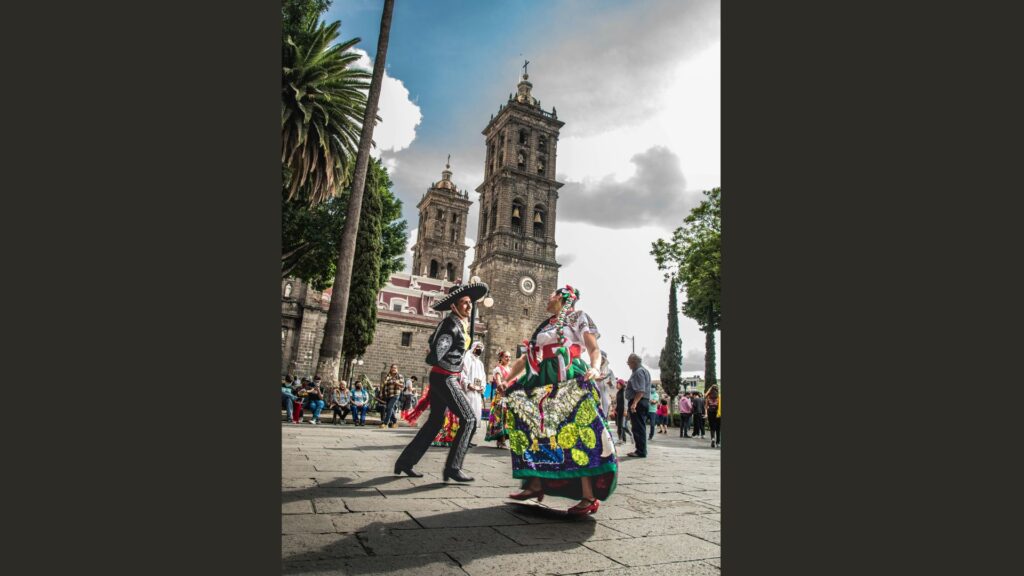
[
  {"left": 648, "top": 386, "right": 660, "bottom": 441},
  {"left": 393, "top": 281, "right": 489, "bottom": 482},
  {"left": 625, "top": 354, "right": 651, "bottom": 458},
  {"left": 485, "top": 350, "right": 512, "bottom": 449},
  {"left": 461, "top": 342, "right": 487, "bottom": 446},
  {"left": 595, "top": 350, "right": 615, "bottom": 420},
  {"left": 380, "top": 364, "right": 405, "bottom": 429},
  {"left": 691, "top": 390, "right": 706, "bottom": 438},
  {"left": 705, "top": 384, "right": 721, "bottom": 448},
  {"left": 678, "top": 392, "right": 694, "bottom": 437},
  {"left": 612, "top": 378, "right": 631, "bottom": 444},
  {"left": 656, "top": 398, "right": 669, "bottom": 434}
]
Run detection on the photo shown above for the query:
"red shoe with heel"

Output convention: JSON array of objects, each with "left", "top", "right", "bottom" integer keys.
[
  {"left": 508, "top": 488, "right": 544, "bottom": 502},
  {"left": 567, "top": 498, "right": 599, "bottom": 515}
]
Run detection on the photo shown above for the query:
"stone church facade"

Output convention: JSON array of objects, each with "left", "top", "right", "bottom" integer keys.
[
  {"left": 282, "top": 70, "right": 562, "bottom": 382},
  {"left": 282, "top": 163, "right": 485, "bottom": 389},
  {"left": 469, "top": 71, "right": 563, "bottom": 370}
]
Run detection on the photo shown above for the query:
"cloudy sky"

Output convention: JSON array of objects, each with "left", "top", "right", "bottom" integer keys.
[{"left": 325, "top": 0, "right": 721, "bottom": 382}]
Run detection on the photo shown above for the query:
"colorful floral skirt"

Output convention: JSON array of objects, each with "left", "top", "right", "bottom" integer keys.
[
  {"left": 484, "top": 393, "right": 509, "bottom": 442},
  {"left": 431, "top": 409, "right": 460, "bottom": 447},
  {"left": 504, "top": 357, "right": 618, "bottom": 500}
]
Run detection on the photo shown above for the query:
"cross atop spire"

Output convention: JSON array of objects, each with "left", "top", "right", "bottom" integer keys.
[{"left": 522, "top": 59, "right": 530, "bottom": 77}]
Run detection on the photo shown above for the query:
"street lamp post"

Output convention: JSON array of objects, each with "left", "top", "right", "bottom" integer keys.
[
  {"left": 621, "top": 334, "right": 636, "bottom": 354},
  {"left": 468, "top": 275, "right": 494, "bottom": 347},
  {"left": 346, "top": 357, "right": 364, "bottom": 382}
]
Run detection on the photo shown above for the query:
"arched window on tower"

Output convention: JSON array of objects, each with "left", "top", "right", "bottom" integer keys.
[
  {"left": 533, "top": 206, "right": 546, "bottom": 238},
  {"left": 283, "top": 283, "right": 293, "bottom": 298},
  {"left": 519, "top": 129, "right": 528, "bottom": 145},
  {"left": 490, "top": 203, "right": 498, "bottom": 234},
  {"left": 482, "top": 205, "right": 489, "bottom": 236},
  {"left": 517, "top": 150, "right": 526, "bottom": 171},
  {"left": 537, "top": 156, "right": 546, "bottom": 176},
  {"left": 511, "top": 200, "right": 525, "bottom": 235},
  {"left": 538, "top": 134, "right": 547, "bottom": 152},
  {"left": 451, "top": 214, "right": 459, "bottom": 242},
  {"left": 429, "top": 260, "right": 439, "bottom": 279},
  {"left": 446, "top": 263, "right": 455, "bottom": 281}
]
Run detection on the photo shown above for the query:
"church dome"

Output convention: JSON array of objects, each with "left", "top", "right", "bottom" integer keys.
[{"left": 433, "top": 158, "right": 458, "bottom": 192}]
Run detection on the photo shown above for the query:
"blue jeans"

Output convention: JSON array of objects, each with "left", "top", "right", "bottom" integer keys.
[
  {"left": 383, "top": 396, "right": 400, "bottom": 425},
  {"left": 307, "top": 399, "right": 325, "bottom": 421},
  {"left": 353, "top": 404, "right": 368, "bottom": 424},
  {"left": 648, "top": 412, "right": 657, "bottom": 439},
  {"left": 282, "top": 394, "right": 295, "bottom": 420}
]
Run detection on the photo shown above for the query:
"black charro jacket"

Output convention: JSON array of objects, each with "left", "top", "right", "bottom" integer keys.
[{"left": 425, "top": 312, "right": 468, "bottom": 373}]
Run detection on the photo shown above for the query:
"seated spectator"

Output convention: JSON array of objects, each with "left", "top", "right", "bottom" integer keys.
[
  {"left": 281, "top": 378, "right": 299, "bottom": 423},
  {"left": 350, "top": 383, "right": 369, "bottom": 426},
  {"left": 301, "top": 379, "right": 325, "bottom": 425},
  {"left": 331, "top": 381, "right": 352, "bottom": 425}
]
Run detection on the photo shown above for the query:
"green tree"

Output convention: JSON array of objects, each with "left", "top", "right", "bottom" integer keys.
[
  {"left": 282, "top": 0, "right": 333, "bottom": 42},
  {"left": 316, "top": 0, "right": 395, "bottom": 385},
  {"left": 659, "top": 278, "right": 683, "bottom": 418},
  {"left": 282, "top": 17, "right": 370, "bottom": 204},
  {"left": 651, "top": 187, "right": 721, "bottom": 386},
  {"left": 341, "top": 158, "right": 385, "bottom": 365},
  {"left": 282, "top": 160, "right": 407, "bottom": 291}
]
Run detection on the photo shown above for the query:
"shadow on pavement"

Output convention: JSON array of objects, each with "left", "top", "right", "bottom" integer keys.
[{"left": 281, "top": 504, "right": 596, "bottom": 574}]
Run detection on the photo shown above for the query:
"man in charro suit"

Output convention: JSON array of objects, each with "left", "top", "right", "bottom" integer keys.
[{"left": 393, "top": 281, "right": 488, "bottom": 482}]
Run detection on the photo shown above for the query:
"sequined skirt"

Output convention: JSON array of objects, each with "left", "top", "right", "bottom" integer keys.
[{"left": 503, "top": 357, "right": 618, "bottom": 500}]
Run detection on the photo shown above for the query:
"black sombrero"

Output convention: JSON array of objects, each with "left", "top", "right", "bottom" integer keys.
[{"left": 431, "top": 282, "right": 489, "bottom": 311}]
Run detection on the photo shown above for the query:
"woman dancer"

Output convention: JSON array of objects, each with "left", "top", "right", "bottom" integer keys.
[
  {"left": 501, "top": 286, "right": 618, "bottom": 515},
  {"left": 485, "top": 350, "right": 513, "bottom": 449}
]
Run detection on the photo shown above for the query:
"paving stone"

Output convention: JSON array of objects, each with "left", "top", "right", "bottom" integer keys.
[
  {"left": 283, "top": 500, "right": 315, "bottom": 514},
  {"left": 598, "top": 514, "right": 721, "bottom": 538},
  {"left": 410, "top": 507, "right": 527, "bottom": 528},
  {"left": 583, "top": 533, "right": 719, "bottom": 566},
  {"left": 281, "top": 552, "right": 466, "bottom": 576},
  {"left": 494, "top": 521, "right": 628, "bottom": 545},
  {"left": 456, "top": 485, "right": 527, "bottom": 499},
  {"left": 573, "top": 560, "right": 720, "bottom": 576},
  {"left": 688, "top": 530, "right": 721, "bottom": 545},
  {"left": 283, "top": 478, "right": 318, "bottom": 489},
  {"left": 450, "top": 542, "right": 619, "bottom": 576},
  {"left": 283, "top": 514, "right": 341, "bottom": 535},
  {"left": 281, "top": 533, "right": 367, "bottom": 560},
  {"left": 358, "top": 525, "right": 520, "bottom": 556},
  {"left": 343, "top": 498, "right": 461, "bottom": 513},
  {"left": 376, "top": 484, "right": 475, "bottom": 499},
  {"left": 313, "top": 496, "right": 379, "bottom": 514},
  {"left": 331, "top": 511, "right": 420, "bottom": 533}
]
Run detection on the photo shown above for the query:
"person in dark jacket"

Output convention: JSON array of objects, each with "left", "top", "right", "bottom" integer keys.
[
  {"left": 393, "top": 282, "right": 488, "bottom": 482},
  {"left": 691, "top": 391, "right": 706, "bottom": 438}
]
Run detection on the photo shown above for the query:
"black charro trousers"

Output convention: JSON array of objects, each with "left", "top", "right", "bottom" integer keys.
[{"left": 395, "top": 371, "right": 477, "bottom": 473}]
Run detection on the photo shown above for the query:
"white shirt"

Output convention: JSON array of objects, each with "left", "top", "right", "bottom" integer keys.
[{"left": 462, "top": 351, "right": 487, "bottom": 394}]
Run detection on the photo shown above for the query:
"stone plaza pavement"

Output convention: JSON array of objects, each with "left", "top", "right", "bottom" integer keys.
[{"left": 282, "top": 420, "right": 721, "bottom": 575}]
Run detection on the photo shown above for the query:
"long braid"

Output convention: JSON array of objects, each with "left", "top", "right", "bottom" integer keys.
[{"left": 554, "top": 285, "right": 580, "bottom": 347}]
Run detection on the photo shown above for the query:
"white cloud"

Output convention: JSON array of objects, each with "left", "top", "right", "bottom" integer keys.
[
  {"left": 353, "top": 49, "right": 422, "bottom": 154},
  {"left": 553, "top": 221, "right": 721, "bottom": 381}
]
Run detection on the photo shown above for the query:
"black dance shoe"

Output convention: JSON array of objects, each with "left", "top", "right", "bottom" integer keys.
[
  {"left": 442, "top": 469, "right": 474, "bottom": 482},
  {"left": 394, "top": 464, "right": 423, "bottom": 478}
]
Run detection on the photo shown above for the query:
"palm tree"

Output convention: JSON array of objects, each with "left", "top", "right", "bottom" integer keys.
[
  {"left": 282, "top": 20, "right": 370, "bottom": 204},
  {"left": 315, "top": 0, "right": 395, "bottom": 385}
]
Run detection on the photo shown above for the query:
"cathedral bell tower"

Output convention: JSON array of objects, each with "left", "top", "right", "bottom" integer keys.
[
  {"left": 411, "top": 158, "right": 472, "bottom": 281},
  {"left": 469, "top": 64, "right": 564, "bottom": 370}
]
